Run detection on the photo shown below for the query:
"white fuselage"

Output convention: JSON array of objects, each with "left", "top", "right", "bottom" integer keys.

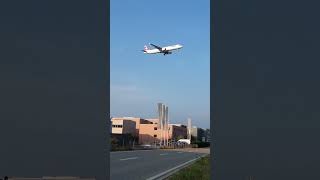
[{"left": 144, "top": 44, "right": 183, "bottom": 54}]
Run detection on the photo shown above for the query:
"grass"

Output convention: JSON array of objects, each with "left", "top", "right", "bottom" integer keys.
[{"left": 167, "top": 156, "right": 210, "bottom": 180}]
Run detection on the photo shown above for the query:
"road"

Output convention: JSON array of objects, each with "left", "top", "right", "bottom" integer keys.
[{"left": 110, "top": 148, "right": 209, "bottom": 180}]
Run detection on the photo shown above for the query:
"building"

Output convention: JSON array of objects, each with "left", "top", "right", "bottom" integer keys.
[
  {"left": 112, "top": 117, "right": 155, "bottom": 144},
  {"left": 138, "top": 120, "right": 188, "bottom": 144},
  {"left": 205, "top": 129, "right": 211, "bottom": 143},
  {"left": 145, "top": 118, "right": 159, "bottom": 125},
  {"left": 169, "top": 123, "right": 185, "bottom": 127},
  {"left": 111, "top": 119, "right": 136, "bottom": 136},
  {"left": 139, "top": 123, "right": 161, "bottom": 144},
  {"left": 111, "top": 118, "right": 138, "bottom": 148},
  {"left": 191, "top": 126, "right": 206, "bottom": 143},
  {"left": 112, "top": 117, "right": 152, "bottom": 135},
  {"left": 112, "top": 117, "right": 188, "bottom": 145},
  {"left": 168, "top": 124, "right": 187, "bottom": 141}
]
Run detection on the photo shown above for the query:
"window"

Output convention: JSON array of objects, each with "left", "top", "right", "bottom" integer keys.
[
  {"left": 154, "top": 127, "right": 157, "bottom": 130},
  {"left": 112, "top": 124, "right": 123, "bottom": 128},
  {"left": 154, "top": 135, "right": 157, "bottom": 137}
]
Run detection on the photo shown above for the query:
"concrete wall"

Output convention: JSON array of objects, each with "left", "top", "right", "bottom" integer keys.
[
  {"left": 111, "top": 119, "right": 124, "bottom": 134},
  {"left": 139, "top": 124, "right": 160, "bottom": 144}
]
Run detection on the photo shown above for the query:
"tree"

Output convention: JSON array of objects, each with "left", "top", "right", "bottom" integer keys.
[
  {"left": 111, "top": 137, "right": 118, "bottom": 145},
  {"left": 191, "top": 135, "right": 197, "bottom": 143},
  {"left": 176, "top": 135, "right": 184, "bottom": 141}
]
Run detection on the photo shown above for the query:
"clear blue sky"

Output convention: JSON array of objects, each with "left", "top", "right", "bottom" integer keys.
[{"left": 111, "top": 0, "right": 210, "bottom": 129}]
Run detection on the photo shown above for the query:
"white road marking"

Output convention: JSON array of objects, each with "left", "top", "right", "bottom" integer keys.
[
  {"left": 119, "top": 157, "right": 138, "bottom": 161},
  {"left": 146, "top": 155, "right": 207, "bottom": 180},
  {"left": 160, "top": 153, "right": 168, "bottom": 156},
  {"left": 111, "top": 149, "right": 154, "bottom": 154}
]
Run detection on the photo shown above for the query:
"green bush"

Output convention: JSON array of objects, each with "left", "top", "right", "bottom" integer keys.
[{"left": 191, "top": 142, "right": 210, "bottom": 148}]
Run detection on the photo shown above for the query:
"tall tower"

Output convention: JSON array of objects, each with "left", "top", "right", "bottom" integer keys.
[
  {"left": 165, "top": 106, "right": 169, "bottom": 146},
  {"left": 157, "top": 103, "right": 169, "bottom": 147},
  {"left": 158, "top": 103, "right": 163, "bottom": 146},
  {"left": 162, "top": 104, "right": 165, "bottom": 146},
  {"left": 187, "top": 118, "right": 192, "bottom": 140}
]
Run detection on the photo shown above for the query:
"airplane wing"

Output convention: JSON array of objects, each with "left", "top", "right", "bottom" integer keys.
[{"left": 149, "top": 43, "right": 163, "bottom": 51}]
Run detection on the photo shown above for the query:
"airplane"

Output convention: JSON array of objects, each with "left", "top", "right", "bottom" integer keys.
[{"left": 142, "top": 43, "right": 183, "bottom": 55}]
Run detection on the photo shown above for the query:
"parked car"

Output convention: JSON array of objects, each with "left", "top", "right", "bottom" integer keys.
[{"left": 141, "top": 144, "right": 152, "bottom": 148}]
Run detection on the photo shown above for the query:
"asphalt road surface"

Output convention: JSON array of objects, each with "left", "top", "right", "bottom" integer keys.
[{"left": 110, "top": 149, "right": 208, "bottom": 180}]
